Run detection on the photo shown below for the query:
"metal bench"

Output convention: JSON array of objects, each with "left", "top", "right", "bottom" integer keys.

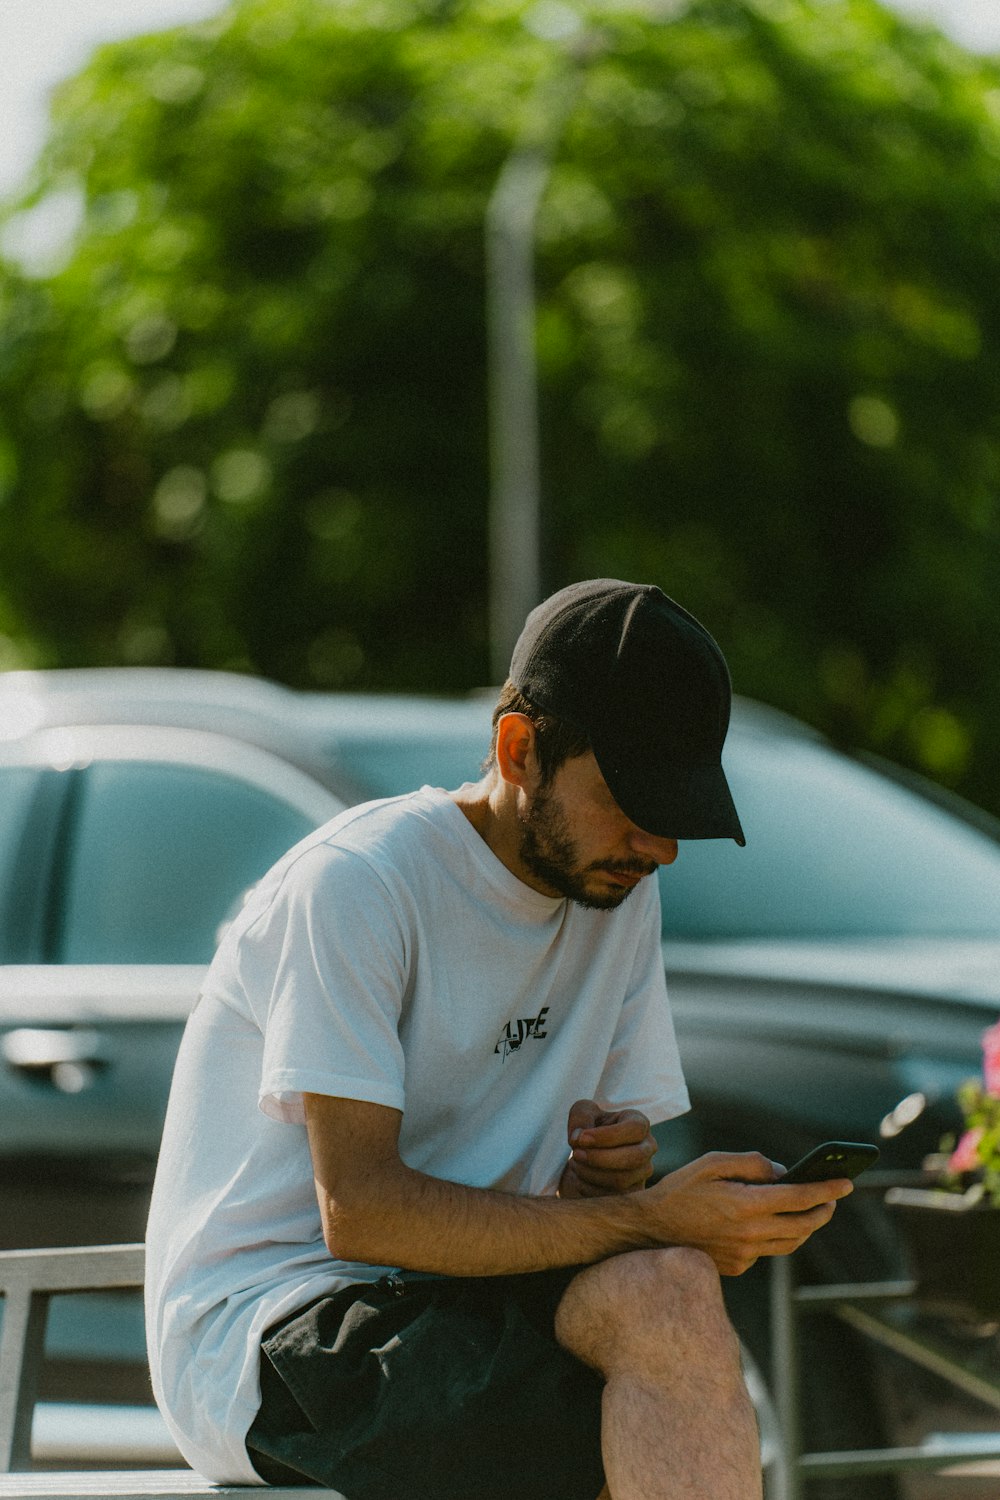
[{"left": 0, "top": 1244, "right": 343, "bottom": 1500}]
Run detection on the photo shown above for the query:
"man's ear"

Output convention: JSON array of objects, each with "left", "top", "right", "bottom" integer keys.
[{"left": 494, "top": 713, "right": 539, "bottom": 791}]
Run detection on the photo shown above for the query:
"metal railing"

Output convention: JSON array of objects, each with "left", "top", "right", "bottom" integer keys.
[{"left": 769, "top": 1254, "right": 1000, "bottom": 1498}]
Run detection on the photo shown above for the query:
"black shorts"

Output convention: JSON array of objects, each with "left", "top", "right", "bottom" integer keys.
[{"left": 246, "top": 1266, "right": 605, "bottom": 1500}]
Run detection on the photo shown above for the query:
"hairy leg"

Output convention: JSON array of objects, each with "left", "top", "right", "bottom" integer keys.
[{"left": 556, "top": 1247, "right": 762, "bottom": 1500}]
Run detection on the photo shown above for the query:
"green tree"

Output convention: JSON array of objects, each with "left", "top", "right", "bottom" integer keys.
[{"left": 1, "top": 0, "right": 999, "bottom": 812}]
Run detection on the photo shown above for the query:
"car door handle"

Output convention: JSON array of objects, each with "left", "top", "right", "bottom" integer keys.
[{"left": 1, "top": 1028, "right": 107, "bottom": 1092}]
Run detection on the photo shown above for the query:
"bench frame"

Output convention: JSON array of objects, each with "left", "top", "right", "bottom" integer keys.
[
  {"left": 0, "top": 1245, "right": 339, "bottom": 1497},
  {"left": 769, "top": 1254, "right": 1000, "bottom": 1497},
  {"left": 0, "top": 1245, "right": 147, "bottom": 1474}
]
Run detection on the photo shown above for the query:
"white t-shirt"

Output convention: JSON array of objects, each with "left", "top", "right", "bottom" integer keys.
[{"left": 145, "top": 786, "right": 690, "bottom": 1482}]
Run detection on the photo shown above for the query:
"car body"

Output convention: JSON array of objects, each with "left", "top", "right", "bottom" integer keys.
[
  {"left": 654, "top": 700, "right": 1000, "bottom": 1173},
  {"left": 2, "top": 667, "right": 998, "bottom": 1483}
]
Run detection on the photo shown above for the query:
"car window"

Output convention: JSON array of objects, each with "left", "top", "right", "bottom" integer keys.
[
  {"left": 57, "top": 762, "right": 319, "bottom": 963},
  {"left": 660, "top": 732, "right": 1000, "bottom": 939},
  {"left": 323, "top": 735, "right": 487, "bottom": 800},
  {"left": 0, "top": 767, "right": 52, "bottom": 962}
]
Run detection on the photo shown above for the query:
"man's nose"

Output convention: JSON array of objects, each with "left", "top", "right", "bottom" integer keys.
[{"left": 629, "top": 829, "right": 679, "bottom": 866}]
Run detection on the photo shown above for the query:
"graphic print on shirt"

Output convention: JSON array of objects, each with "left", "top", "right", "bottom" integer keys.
[{"left": 495, "top": 1006, "right": 549, "bottom": 1061}]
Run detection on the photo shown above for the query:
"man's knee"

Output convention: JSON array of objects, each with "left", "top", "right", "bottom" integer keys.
[{"left": 555, "top": 1247, "right": 737, "bottom": 1378}]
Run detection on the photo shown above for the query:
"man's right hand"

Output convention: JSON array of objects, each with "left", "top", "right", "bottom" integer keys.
[{"left": 641, "top": 1151, "right": 852, "bottom": 1276}]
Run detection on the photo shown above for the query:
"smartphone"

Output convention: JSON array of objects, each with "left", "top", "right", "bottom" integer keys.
[{"left": 779, "top": 1140, "right": 880, "bottom": 1184}]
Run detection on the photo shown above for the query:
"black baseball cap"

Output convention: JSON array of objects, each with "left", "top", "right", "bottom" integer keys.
[{"left": 509, "top": 579, "right": 746, "bottom": 845}]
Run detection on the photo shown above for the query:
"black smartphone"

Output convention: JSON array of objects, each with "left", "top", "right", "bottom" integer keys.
[{"left": 779, "top": 1140, "right": 880, "bottom": 1184}]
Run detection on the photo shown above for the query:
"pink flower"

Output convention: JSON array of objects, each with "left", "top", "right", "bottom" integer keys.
[
  {"left": 983, "top": 1019, "right": 1000, "bottom": 1099},
  {"left": 949, "top": 1127, "right": 985, "bottom": 1174}
]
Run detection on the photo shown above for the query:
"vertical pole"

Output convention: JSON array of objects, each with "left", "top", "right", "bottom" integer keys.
[
  {"left": 485, "top": 53, "right": 593, "bottom": 684},
  {"left": 0, "top": 1287, "right": 49, "bottom": 1471},
  {"left": 770, "top": 1255, "right": 801, "bottom": 1500},
  {"left": 485, "top": 147, "right": 549, "bottom": 684}
]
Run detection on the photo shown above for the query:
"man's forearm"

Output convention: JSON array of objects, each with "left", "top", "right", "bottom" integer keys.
[{"left": 320, "top": 1157, "right": 661, "bottom": 1275}]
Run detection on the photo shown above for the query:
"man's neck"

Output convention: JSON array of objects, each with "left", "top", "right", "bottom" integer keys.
[{"left": 449, "top": 781, "right": 553, "bottom": 897}]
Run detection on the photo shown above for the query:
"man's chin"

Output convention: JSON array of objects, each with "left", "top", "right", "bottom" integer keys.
[
  {"left": 518, "top": 843, "right": 646, "bottom": 909},
  {"left": 569, "top": 881, "right": 637, "bottom": 912}
]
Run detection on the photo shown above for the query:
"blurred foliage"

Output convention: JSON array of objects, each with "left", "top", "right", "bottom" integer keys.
[{"left": 1, "top": 0, "right": 1000, "bottom": 813}]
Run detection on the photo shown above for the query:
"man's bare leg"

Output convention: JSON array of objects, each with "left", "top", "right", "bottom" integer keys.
[{"left": 556, "top": 1247, "right": 762, "bottom": 1500}]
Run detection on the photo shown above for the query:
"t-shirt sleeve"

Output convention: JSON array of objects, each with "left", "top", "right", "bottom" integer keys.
[
  {"left": 595, "top": 881, "right": 690, "bottom": 1125},
  {"left": 236, "top": 842, "right": 409, "bottom": 1124}
]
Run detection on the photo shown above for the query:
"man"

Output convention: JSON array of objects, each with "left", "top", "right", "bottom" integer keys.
[{"left": 146, "top": 579, "right": 850, "bottom": 1500}]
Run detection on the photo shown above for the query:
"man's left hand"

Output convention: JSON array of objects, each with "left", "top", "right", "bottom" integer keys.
[{"left": 557, "top": 1098, "right": 657, "bottom": 1198}]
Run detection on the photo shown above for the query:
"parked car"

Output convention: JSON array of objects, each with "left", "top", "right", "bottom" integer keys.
[{"left": 2, "top": 667, "right": 999, "bottom": 1490}]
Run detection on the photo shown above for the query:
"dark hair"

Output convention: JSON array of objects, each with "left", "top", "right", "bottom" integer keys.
[{"left": 483, "top": 680, "right": 591, "bottom": 784}]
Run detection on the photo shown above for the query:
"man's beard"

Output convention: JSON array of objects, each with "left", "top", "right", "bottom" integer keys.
[{"left": 517, "top": 781, "right": 657, "bottom": 910}]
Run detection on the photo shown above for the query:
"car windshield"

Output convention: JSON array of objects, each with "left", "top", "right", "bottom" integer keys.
[
  {"left": 327, "top": 717, "right": 1000, "bottom": 941},
  {"left": 327, "top": 716, "right": 1000, "bottom": 941},
  {"left": 659, "top": 728, "right": 1000, "bottom": 939}
]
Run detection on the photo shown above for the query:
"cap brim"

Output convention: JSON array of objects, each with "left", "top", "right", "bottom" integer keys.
[{"left": 590, "top": 731, "right": 746, "bottom": 846}]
